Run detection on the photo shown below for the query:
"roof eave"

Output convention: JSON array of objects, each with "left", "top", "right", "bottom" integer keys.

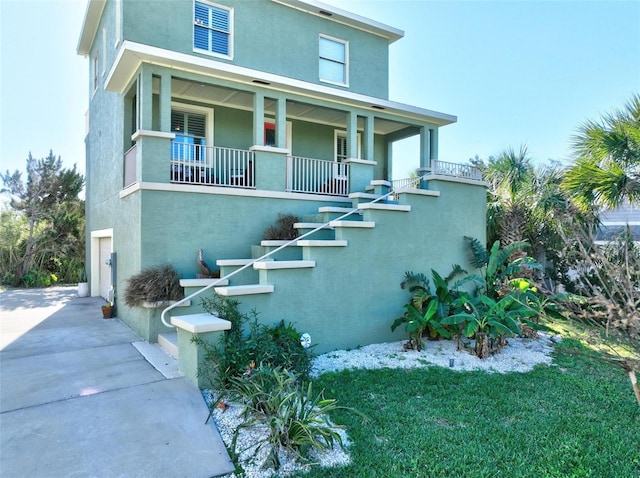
[
  {"left": 271, "top": 0, "right": 404, "bottom": 43},
  {"left": 77, "top": 0, "right": 107, "bottom": 56},
  {"left": 106, "top": 42, "right": 456, "bottom": 127}
]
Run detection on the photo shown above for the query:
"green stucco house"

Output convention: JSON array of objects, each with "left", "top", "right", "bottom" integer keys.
[{"left": 78, "top": 0, "right": 487, "bottom": 383}]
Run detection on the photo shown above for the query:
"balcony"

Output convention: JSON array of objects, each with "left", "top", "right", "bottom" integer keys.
[{"left": 170, "top": 144, "right": 255, "bottom": 188}]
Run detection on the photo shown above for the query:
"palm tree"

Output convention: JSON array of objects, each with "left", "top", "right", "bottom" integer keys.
[
  {"left": 483, "top": 145, "right": 534, "bottom": 248},
  {"left": 563, "top": 94, "right": 640, "bottom": 211}
]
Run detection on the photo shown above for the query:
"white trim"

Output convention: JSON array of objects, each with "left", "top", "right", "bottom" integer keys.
[
  {"left": 423, "top": 174, "right": 489, "bottom": 187},
  {"left": 192, "top": 0, "right": 234, "bottom": 61},
  {"left": 601, "top": 221, "right": 640, "bottom": 226},
  {"left": 319, "top": 34, "right": 348, "bottom": 87},
  {"left": 249, "top": 145, "right": 291, "bottom": 154},
  {"left": 335, "top": 130, "right": 361, "bottom": 162},
  {"left": 105, "top": 42, "right": 457, "bottom": 126},
  {"left": 101, "top": 28, "right": 106, "bottom": 76},
  {"left": 90, "top": 228, "right": 113, "bottom": 297},
  {"left": 131, "top": 130, "right": 176, "bottom": 141},
  {"left": 118, "top": 181, "right": 353, "bottom": 203},
  {"left": 253, "top": 260, "right": 316, "bottom": 270},
  {"left": 114, "top": 0, "right": 121, "bottom": 48},
  {"left": 271, "top": 0, "right": 404, "bottom": 43},
  {"left": 171, "top": 101, "right": 215, "bottom": 147},
  {"left": 397, "top": 188, "right": 440, "bottom": 197},
  {"left": 91, "top": 51, "right": 99, "bottom": 97},
  {"left": 344, "top": 158, "right": 376, "bottom": 166},
  {"left": 359, "top": 203, "right": 411, "bottom": 212}
]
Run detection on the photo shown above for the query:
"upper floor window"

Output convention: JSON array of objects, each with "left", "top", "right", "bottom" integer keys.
[
  {"left": 92, "top": 52, "right": 99, "bottom": 93},
  {"left": 319, "top": 35, "right": 348, "bottom": 86},
  {"left": 194, "top": 1, "right": 233, "bottom": 58}
]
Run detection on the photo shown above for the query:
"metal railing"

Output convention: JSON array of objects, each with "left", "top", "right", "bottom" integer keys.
[
  {"left": 391, "top": 177, "right": 419, "bottom": 191},
  {"left": 123, "top": 145, "right": 137, "bottom": 187},
  {"left": 430, "top": 160, "right": 482, "bottom": 181},
  {"left": 159, "top": 174, "right": 427, "bottom": 329},
  {"left": 286, "top": 155, "right": 349, "bottom": 196},
  {"left": 170, "top": 143, "right": 255, "bottom": 188}
]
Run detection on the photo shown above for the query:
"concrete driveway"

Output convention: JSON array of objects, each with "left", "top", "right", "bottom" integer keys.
[{"left": 0, "top": 286, "right": 234, "bottom": 478}]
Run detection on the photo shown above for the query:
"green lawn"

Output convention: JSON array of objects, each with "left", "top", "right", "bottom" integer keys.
[{"left": 298, "top": 340, "right": 640, "bottom": 477}]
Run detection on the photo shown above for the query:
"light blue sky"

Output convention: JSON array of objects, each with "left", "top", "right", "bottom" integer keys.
[{"left": 1, "top": 0, "right": 638, "bottom": 179}]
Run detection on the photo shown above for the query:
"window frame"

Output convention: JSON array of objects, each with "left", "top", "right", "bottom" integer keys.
[
  {"left": 193, "top": 0, "right": 234, "bottom": 60},
  {"left": 319, "top": 34, "right": 348, "bottom": 87},
  {"left": 92, "top": 51, "right": 99, "bottom": 95}
]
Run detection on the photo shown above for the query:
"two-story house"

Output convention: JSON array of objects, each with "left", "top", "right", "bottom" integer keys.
[{"left": 78, "top": 0, "right": 487, "bottom": 383}]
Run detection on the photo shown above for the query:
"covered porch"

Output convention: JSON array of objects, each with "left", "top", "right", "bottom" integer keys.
[{"left": 112, "top": 42, "right": 469, "bottom": 196}]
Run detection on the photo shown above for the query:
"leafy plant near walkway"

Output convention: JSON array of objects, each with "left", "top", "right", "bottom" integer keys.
[
  {"left": 263, "top": 213, "right": 300, "bottom": 240},
  {"left": 199, "top": 294, "right": 313, "bottom": 388},
  {"left": 228, "top": 366, "right": 346, "bottom": 470}
]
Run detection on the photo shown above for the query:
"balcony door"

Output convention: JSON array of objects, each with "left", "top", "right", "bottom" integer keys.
[
  {"left": 171, "top": 109, "right": 207, "bottom": 162},
  {"left": 335, "top": 130, "right": 361, "bottom": 178}
]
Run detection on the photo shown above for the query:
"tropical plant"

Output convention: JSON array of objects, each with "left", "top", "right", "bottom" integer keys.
[
  {"left": 465, "top": 236, "right": 542, "bottom": 299},
  {"left": 392, "top": 267, "right": 471, "bottom": 348},
  {"left": 199, "top": 294, "right": 314, "bottom": 389},
  {"left": 228, "top": 366, "right": 345, "bottom": 470},
  {"left": 563, "top": 93, "right": 640, "bottom": 212},
  {"left": 442, "top": 293, "right": 537, "bottom": 358}
]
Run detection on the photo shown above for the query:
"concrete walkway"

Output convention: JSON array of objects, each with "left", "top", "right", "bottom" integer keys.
[{"left": 0, "top": 286, "right": 234, "bottom": 478}]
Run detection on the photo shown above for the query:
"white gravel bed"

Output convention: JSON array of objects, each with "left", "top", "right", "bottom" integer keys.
[
  {"left": 210, "top": 333, "right": 556, "bottom": 477},
  {"left": 311, "top": 333, "right": 556, "bottom": 377}
]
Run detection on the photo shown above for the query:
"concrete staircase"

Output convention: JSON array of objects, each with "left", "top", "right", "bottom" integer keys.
[{"left": 157, "top": 181, "right": 404, "bottom": 361}]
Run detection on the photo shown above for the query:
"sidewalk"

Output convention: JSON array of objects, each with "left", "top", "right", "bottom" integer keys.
[{"left": 0, "top": 286, "right": 234, "bottom": 478}]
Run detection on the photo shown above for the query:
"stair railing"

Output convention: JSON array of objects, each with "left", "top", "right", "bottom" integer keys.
[{"left": 160, "top": 175, "right": 427, "bottom": 328}]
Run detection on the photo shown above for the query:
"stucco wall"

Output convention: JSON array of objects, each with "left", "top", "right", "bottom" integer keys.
[{"left": 121, "top": 0, "right": 389, "bottom": 98}]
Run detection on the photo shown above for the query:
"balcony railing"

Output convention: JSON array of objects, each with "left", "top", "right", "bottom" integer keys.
[
  {"left": 124, "top": 145, "right": 137, "bottom": 187},
  {"left": 170, "top": 143, "right": 254, "bottom": 188},
  {"left": 430, "top": 160, "right": 482, "bottom": 181},
  {"left": 286, "top": 156, "right": 349, "bottom": 196},
  {"left": 391, "top": 177, "right": 419, "bottom": 191}
]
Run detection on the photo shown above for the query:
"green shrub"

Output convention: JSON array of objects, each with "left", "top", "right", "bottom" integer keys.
[
  {"left": 199, "top": 294, "right": 313, "bottom": 389},
  {"left": 229, "top": 366, "right": 345, "bottom": 470}
]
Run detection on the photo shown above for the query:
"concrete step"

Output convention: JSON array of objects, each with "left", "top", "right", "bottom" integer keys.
[
  {"left": 216, "top": 258, "right": 271, "bottom": 285},
  {"left": 251, "top": 243, "right": 302, "bottom": 261},
  {"left": 318, "top": 206, "right": 362, "bottom": 222},
  {"left": 296, "top": 239, "right": 348, "bottom": 247},
  {"left": 214, "top": 284, "right": 275, "bottom": 296},
  {"left": 294, "top": 222, "right": 334, "bottom": 240},
  {"left": 158, "top": 332, "right": 178, "bottom": 358},
  {"left": 329, "top": 220, "right": 375, "bottom": 228},
  {"left": 359, "top": 203, "right": 411, "bottom": 212},
  {"left": 253, "top": 260, "right": 316, "bottom": 270},
  {"left": 180, "top": 278, "right": 229, "bottom": 288},
  {"left": 170, "top": 313, "right": 231, "bottom": 333}
]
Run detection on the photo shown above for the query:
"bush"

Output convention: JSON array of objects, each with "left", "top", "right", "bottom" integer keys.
[
  {"left": 199, "top": 294, "right": 313, "bottom": 388},
  {"left": 229, "top": 366, "right": 344, "bottom": 470},
  {"left": 263, "top": 213, "right": 300, "bottom": 240},
  {"left": 124, "top": 265, "right": 184, "bottom": 307}
]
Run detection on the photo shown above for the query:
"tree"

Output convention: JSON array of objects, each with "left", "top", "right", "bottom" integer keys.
[
  {"left": 483, "top": 145, "right": 534, "bottom": 248},
  {"left": 563, "top": 93, "right": 640, "bottom": 211},
  {"left": 1, "top": 151, "right": 84, "bottom": 286}
]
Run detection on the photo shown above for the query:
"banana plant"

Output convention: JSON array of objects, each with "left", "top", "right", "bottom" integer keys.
[
  {"left": 442, "top": 292, "right": 536, "bottom": 357},
  {"left": 391, "top": 299, "right": 451, "bottom": 351}
]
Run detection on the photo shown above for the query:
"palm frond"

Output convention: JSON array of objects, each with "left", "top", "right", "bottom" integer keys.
[{"left": 464, "top": 236, "right": 489, "bottom": 268}]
